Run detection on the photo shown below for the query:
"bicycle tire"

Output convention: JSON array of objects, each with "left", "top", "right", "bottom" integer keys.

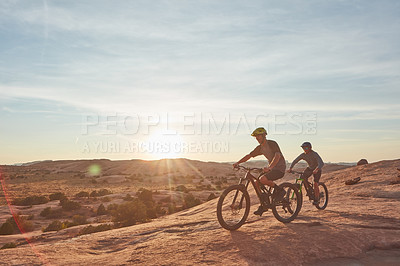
[
  {"left": 272, "top": 182, "right": 302, "bottom": 223},
  {"left": 315, "top": 182, "right": 328, "bottom": 210},
  {"left": 217, "top": 184, "right": 250, "bottom": 231}
]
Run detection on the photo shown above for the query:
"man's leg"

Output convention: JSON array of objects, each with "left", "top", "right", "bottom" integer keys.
[
  {"left": 254, "top": 170, "right": 284, "bottom": 216},
  {"left": 302, "top": 168, "right": 313, "bottom": 197},
  {"left": 313, "top": 170, "right": 322, "bottom": 202},
  {"left": 261, "top": 170, "right": 285, "bottom": 199}
]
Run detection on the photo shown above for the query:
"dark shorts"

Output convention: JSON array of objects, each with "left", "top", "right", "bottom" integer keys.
[
  {"left": 302, "top": 167, "right": 321, "bottom": 183},
  {"left": 265, "top": 170, "right": 285, "bottom": 181}
]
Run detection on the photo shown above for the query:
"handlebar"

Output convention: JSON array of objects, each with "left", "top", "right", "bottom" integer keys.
[{"left": 234, "top": 165, "right": 264, "bottom": 172}]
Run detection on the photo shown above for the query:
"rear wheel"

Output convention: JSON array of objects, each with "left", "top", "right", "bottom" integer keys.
[
  {"left": 315, "top": 182, "right": 328, "bottom": 210},
  {"left": 272, "top": 182, "right": 302, "bottom": 223},
  {"left": 217, "top": 185, "right": 250, "bottom": 230}
]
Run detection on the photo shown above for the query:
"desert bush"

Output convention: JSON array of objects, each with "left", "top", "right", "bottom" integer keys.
[
  {"left": 62, "top": 220, "right": 76, "bottom": 228},
  {"left": 6, "top": 215, "right": 34, "bottom": 232},
  {"left": 0, "top": 222, "right": 14, "bottom": 235},
  {"left": 97, "top": 204, "right": 107, "bottom": 215},
  {"left": 60, "top": 199, "right": 81, "bottom": 211},
  {"left": 207, "top": 193, "right": 217, "bottom": 201},
  {"left": 40, "top": 207, "right": 63, "bottom": 219},
  {"left": 49, "top": 192, "right": 67, "bottom": 201},
  {"left": 107, "top": 203, "right": 119, "bottom": 212},
  {"left": 137, "top": 188, "right": 153, "bottom": 202},
  {"left": 175, "top": 185, "right": 188, "bottom": 193},
  {"left": 90, "top": 190, "right": 99, "bottom": 197},
  {"left": 111, "top": 200, "right": 148, "bottom": 226},
  {"left": 72, "top": 215, "right": 87, "bottom": 225},
  {"left": 123, "top": 194, "right": 134, "bottom": 201},
  {"left": 40, "top": 207, "right": 52, "bottom": 217},
  {"left": 43, "top": 220, "right": 64, "bottom": 232},
  {"left": 12, "top": 195, "right": 49, "bottom": 206},
  {"left": 79, "top": 224, "right": 113, "bottom": 236},
  {"left": 1, "top": 242, "right": 16, "bottom": 249},
  {"left": 75, "top": 191, "right": 90, "bottom": 198},
  {"left": 183, "top": 193, "right": 201, "bottom": 209},
  {"left": 101, "top": 196, "right": 111, "bottom": 203},
  {"left": 98, "top": 189, "right": 112, "bottom": 196}
]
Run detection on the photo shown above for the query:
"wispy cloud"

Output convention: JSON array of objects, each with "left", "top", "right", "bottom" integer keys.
[{"left": 1, "top": 1, "right": 399, "bottom": 164}]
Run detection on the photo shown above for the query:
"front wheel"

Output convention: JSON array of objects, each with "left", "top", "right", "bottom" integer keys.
[
  {"left": 272, "top": 182, "right": 302, "bottom": 223},
  {"left": 217, "top": 185, "right": 250, "bottom": 231},
  {"left": 315, "top": 182, "right": 328, "bottom": 210}
]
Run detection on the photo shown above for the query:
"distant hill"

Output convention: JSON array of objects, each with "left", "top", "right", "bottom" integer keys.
[{"left": 4, "top": 158, "right": 354, "bottom": 178}]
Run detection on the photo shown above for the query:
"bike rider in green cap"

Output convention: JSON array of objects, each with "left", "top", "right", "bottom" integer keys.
[{"left": 233, "top": 127, "right": 286, "bottom": 216}]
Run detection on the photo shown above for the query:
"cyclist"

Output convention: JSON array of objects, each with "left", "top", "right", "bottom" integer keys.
[
  {"left": 233, "top": 127, "right": 286, "bottom": 216},
  {"left": 287, "top": 142, "right": 324, "bottom": 205}
]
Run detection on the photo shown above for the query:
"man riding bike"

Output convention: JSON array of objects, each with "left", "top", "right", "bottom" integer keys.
[
  {"left": 233, "top": 127, "right": 286, "bottom": 216},
  {"left": 287, "top": 142, "right": 324, "bottom": 205}
]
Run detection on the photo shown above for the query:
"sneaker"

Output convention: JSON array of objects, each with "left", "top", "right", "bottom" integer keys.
[
  {"left": 254, "top": 205, "right": 267, "bottom": 216},
  {"left": 312, "top": 200, "right": 319, "bottom": 206}
]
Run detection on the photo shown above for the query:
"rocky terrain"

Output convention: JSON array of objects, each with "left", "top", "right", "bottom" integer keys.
[{"left": 0, "top": 159, "right": 399, "bottom": 265}]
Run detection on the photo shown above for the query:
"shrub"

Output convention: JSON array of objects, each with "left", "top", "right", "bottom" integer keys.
[
  {"left": 123, "top": 194, "right": 133, "bottom": 201},
  {"left": 111, "top": 200, "right": 148, "bottom": 226},
  {"left": 183, "top": 193, "right": 201, "bottom": 209},
  {"left": 43, "top": 220, "right": 64, "bottom": 232},
  {"left": 0, "top": 222, "right": 14, "bottom": 235},
  {"left": 101, "top": 196, "right": 111, "bottom": 203},
  {"left": 40, "top": 207, "right": 52, "bottom": 217},
  {"left": 6, "top": 215, "right": 34, "bottom": 232},
  {"left": 49, "top": 192, "right": 67, "bottom": 201},
  {"left": 40, "top": 207, "right": 63, "bottom": 219},
  {"left": 72, "top": 215, "right": 87, "bottom": 225},
  {"left": 98, "top": 189, "right": 112, "bottom": 196},
  {"left": 1, "top": 242, "right": 16, "bottom": 249},
  {"left": 175, "top": 185, "right": 188, "bottom": 193},
  {"left": 60, "top": 199, "right": 81, "bottom": 211},
  {"left": 97, "top": 204, "right": 107, "bottom": 215},
  {"left": 137, "top": 188, "right": 153, "bottom": 202},
  {"left": 75, "top": 191, "right": 90, "bottom": 198},
  {"left": 12, "top": 195, "right": 49, "bottom": 206},
  {"left": 79, "top": 224, "right": 113, "bottom": 236},
  {"left": 106, "top": 203, "right": 119, "bottom": 212},
  {"left": 90, "top": 190, "right": 99, "bottom": 197}
]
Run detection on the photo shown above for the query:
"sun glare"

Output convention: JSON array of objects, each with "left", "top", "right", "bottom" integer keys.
[{"left": 146, "top": 130, "right": 184, "bottom": 159}]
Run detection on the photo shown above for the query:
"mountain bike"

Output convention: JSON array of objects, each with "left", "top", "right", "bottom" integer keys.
[
  {"left": 290, "top": 170, "right": 328, "bottom": 210},
  {"left": 217, "top": 165, "right": 302, "bottom": 231}
]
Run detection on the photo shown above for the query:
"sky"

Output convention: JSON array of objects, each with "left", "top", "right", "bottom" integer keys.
[{"left": 1, "top": 0, "right": 399, "bottom": 165}]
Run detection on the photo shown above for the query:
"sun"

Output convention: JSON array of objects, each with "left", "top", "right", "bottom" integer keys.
[{"left": 146, "top": 130, "right": 184, "bottom": 159}]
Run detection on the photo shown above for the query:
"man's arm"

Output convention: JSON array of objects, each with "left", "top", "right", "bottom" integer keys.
[
  {"left": 288, "top": 153, "right": 303, "bottom": 171},
  {"left": 233, "top": 154, "right": 252, "bottom": 168},
  {"left": 313, "top": 152, "right": 324, "bottom": 173}
]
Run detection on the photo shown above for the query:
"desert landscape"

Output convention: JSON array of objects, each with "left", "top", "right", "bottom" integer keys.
[{"left": 0, "top": 158, "right": 399, "bottom": 265}]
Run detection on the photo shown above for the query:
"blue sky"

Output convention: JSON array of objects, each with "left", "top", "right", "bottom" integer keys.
[{"left": 1, "top": 0, "right": 399, "bottom": 165}]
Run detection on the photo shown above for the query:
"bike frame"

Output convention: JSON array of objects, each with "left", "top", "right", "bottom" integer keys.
[
  {"left": 235, "top": 166, "right": 273, "bottom": 207},
  {"left": 292, "top": 171, "right": 314, "bottom": 200}
]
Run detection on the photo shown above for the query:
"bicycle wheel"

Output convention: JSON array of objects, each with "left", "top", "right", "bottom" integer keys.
[
  {"left": 217, "top": 184, "right": 250, "bottom": 231},
  {"left": 272, "top": 182, "right": 302, "bottom": 223},
  {"left": 315, "top": 182, "right": 328, "bottom": 210}
]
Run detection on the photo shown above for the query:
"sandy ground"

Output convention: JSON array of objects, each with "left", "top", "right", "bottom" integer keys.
[{"left": 0, "top": 159, "right": 399, "bottom": 265}]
